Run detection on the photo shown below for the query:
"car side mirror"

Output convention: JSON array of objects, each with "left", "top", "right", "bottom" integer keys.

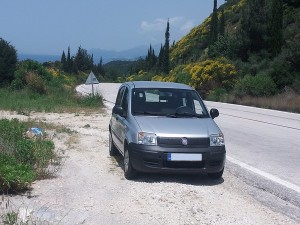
[
  {"left": 112, "top": 106, "right": 125, "bottom": 117},
  {"left": 210, "top": 108, "right": 219, "bottom": 119}
]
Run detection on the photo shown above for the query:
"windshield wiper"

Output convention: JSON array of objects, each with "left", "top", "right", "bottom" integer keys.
[
  {"left": 174, "top": 112, "right": 205, "bottom": 118},
  {"left": 133, "top": 111, "right": 161, "bottom": 116}
]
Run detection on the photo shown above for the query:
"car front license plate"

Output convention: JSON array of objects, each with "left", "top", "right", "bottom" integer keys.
[{"left": 167, "top": 153, "right": 202, "bottom": 161}]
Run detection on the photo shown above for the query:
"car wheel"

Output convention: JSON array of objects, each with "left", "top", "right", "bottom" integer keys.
[
  {"left": 207, "top": 168, "right": 224, "bottom": 179},
  {"left": 124, "top": 146, "right": 137, "bottom": 180},
  {"left": 109, "top": 132, "right": 118, "bottom": 156}
]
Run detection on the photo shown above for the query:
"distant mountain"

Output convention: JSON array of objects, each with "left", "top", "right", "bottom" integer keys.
[
  {"left": 18, "top": 54, "right": 60, "bottom": 63},
  {"left": 89, "top": 44, "right": 161, "bottom": 64},
  {"left": 18, "top": 45, "right": 161, "bottom": 64}
]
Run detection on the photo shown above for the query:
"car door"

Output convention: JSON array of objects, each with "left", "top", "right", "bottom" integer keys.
[
  {"left": 115, "top": 87, "right": 129, "bottom": 155},
  {"left": 111, "top": 86, "right": 125, "bottom": 151}
]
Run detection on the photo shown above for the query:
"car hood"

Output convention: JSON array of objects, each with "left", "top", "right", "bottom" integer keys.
[{"left": 133, "top": 116, "right": 221, "bottom": 137}]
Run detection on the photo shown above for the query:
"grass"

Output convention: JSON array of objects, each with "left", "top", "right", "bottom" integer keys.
[
  {"left": 207, "top": 90, "right": 300, "bottom": 113},
  {"left": 228, "top": 92, "right": 300, "bottom": 113},
  {"left": 0, "top": 118, "right": 57, "bottom": 192},
  {"left": 0, "top": 87, "right": 103, "bottom": 113}
]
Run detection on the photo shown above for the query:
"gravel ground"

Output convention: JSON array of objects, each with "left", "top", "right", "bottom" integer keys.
[{"left": 0, "top": 108, "right": 299, "bottom": 225}]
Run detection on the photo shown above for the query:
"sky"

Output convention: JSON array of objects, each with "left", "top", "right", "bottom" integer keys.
[{"left": 0, "top": 0, "right": 225, "bottom": 55}]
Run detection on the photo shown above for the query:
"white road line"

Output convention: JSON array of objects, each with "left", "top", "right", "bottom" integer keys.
[{"left": 227, "top": 156, "right": 300, "bottom": 194}]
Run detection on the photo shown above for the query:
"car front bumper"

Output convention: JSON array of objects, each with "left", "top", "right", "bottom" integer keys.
[{"left": 128, "top": 143, "right": 226, "bottom": 174}]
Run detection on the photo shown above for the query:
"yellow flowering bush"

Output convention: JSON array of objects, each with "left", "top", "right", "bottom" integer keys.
[
  {"left": 189, "top": 58, "right": 237, "bottom": 96},
  {"left": 47, "top": 68, "right": 59, "bottom": 78}
]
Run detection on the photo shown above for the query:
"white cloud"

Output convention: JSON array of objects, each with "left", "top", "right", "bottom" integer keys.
[
  {"left": 140, "top": 19, "right": 167, "bottom": 32},
  {"left": 140, "top": 17, "right": 196, "bottom": 44},
  {"left": 140, "top": 17, "right": 194, "bottom": 34}
]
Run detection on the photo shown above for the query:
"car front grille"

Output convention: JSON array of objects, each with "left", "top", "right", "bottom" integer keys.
[{"left": 157, "top": 137, "right": 209, "bottom": 147}]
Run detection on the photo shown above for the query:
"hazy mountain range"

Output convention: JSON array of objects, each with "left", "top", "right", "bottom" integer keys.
[{"left": 18, "top": 44, "right": 161, "bottom": 64}]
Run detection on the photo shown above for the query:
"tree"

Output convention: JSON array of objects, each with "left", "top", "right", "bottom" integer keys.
[
  {"left": 210, "top": 0, "right": 219, "bottom": 44},
  {"left": 0, "top": 38, "right": 17, "bottom": 85},
  {"left": 239, "top": 0, "right": 268, "bottom": 54},
  {"left": 163, "top": 19, "right": 170, "bottom": 74},
  {"left": 74, "top": 46, "right": 93, "bottom": 72},
  {"left": 61, "top": 51, "right": 67, "bottom": 71},
  {"left": 97, "top": 57, "right": 105, "bottom": 77},
  {"left": 67, "top": 46, "right": 72, "bottom": 72},
  {"left": 157, "top": 44, "right": 164, "bottom": 72},
  {"left": 145, "top": 44, "right": 157, "bottom": 71},
  {"left": 219, "top": 8, "right": 225, "bottom": 36},
  {"left": 267, "top": 0, "right": 283, "bottom": 56}
]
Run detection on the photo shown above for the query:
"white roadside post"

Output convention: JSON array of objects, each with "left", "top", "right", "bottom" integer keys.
[{"left": 85, "top": 71, "right": 100, "bottom": 96}]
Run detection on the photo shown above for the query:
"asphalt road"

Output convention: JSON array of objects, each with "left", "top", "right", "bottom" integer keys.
[
  {"left": 206, "top": 101, "right": 300, "bottom": 191},
  {"left": 77, "top": 83, "right": 300, "bottom": 205}
]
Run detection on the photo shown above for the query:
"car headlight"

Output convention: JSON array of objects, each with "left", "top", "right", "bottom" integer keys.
[
  {"left": 138, "top": 132, "right": 157, "bottom": 145},
  {"left": 210, "top": 133, "right": 225, "bottom": 146}
]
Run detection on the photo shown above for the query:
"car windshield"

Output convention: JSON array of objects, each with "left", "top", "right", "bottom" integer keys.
[{"left": 131, "top": 88, "right": 209, "bottom": 118}]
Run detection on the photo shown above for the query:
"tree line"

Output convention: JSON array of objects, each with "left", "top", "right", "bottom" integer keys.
[
  {"left": 60, "top": 46, "right": 105, "bottom": 78},
  {"left": 208, "top": 0, "right": 284, "bottom": 60}
]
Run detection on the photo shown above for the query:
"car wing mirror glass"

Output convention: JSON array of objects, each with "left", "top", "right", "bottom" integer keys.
[
  {"left": 210, "top": 108, "right": 219, "bottom": 119},
  {"left": 112, "top": 106, "right": 124, "bottom": 117}
]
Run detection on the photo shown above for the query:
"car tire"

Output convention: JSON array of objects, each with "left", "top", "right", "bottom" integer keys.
[
  {"left": 124, "top": 146, "right": 137, "bottom": 180},
  {"left": 207, "top": 168, "right": 224, "bottom": 179},
  {"left": 109, "top": 132, "right": 118, "bottom": 156}
]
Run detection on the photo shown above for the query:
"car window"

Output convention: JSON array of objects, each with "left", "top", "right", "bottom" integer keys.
[
  {"left": 131, "top": 88, "right": 209, "bottom": 117},
  {"left": 121, "top": 87, "right": 129, "bottom": 114},
  {"left": 115, "top": 87, "right": 125, "bottom": 106}
]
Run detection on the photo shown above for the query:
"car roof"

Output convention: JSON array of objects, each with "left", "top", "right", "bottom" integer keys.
[{"left": 124, "top": 81, "right": 193, "bottom": 90}]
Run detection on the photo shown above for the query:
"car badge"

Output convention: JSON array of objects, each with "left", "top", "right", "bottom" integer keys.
[{"left": 182, "top": 137, "right": 188, "bottom": 146}]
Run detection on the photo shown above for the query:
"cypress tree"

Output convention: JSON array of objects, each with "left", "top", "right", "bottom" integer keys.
[
  {"left": 267, "top": 0, "right": 283, "bottom": 56},
  {"left": 61, "top": 51, "right": 67, "bottom": 71},
  {"left": 90, "top": 54, "right": 94, "bottom": 70},
  {"left": 163, "top": 19, "right": 170, "bottom": 74},
  {"left": 151, "top": 47, "right": 157, "bottom": 68},
  {"left": 241, "top": 0, "right": 267, "bottom": 53},
  {"left": 146, "top": 44, "right": 157, "bottom": 71},
  {"left": 157, "top": 44, "right": 164, "bottom": 72},
  {"left": 210, "top": 0, "right": 219, "bottom": 44},
  {"left": 97, "top": 57, "right": 105, "bottom": 77},
  {"left": 219, "top": 8, "right": 225, "bottom": 36},
  {"left": 67, "top": 46, "right": 72, "bottom": 73}
]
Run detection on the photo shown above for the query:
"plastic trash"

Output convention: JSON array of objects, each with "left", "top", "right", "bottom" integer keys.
[{"left": 25, "top": 127, "right": 43, "bottom": 139}]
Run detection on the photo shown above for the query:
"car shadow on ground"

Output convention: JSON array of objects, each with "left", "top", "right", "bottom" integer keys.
[{"left": 112, "top": 154, "right": 224, "bottom": 186}]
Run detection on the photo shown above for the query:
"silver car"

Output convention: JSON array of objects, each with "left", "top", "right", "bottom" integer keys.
[{"left": 109, "top": 81, "right": 226, "bottom": 180}]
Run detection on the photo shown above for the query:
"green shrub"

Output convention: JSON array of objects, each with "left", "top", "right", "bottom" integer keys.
[
  {"left": 207, "top": 88, "right": 229, "bottom": 101},
  {"left": 25, "top": 71, "right": 47, "bottom": 94},
  {"left": 14, "top": 60, "right": 52, "bottom": 83},
  {"left": 291, "top": 75, "right": 300, "bottom": 93},
  {"left": 234, "top": 74, "right": 278, "bottom": 97},
  {"left": 0, "top": 118, "right": 55, "bottom": 191},
  {"left": 76, "top": 93, "right": 103, "bottom": 107},
  {"left": 0, "top": 38, "right": 17, "bottom": 85},
  {"left": 268, "top": 57, "right": 294, "bottom": 90},
  {"left": 3, "top": 212, "right": 18, "bottom": 225},
  {"left": 0, "top": 153, "right": 35, "bottom": 191}
]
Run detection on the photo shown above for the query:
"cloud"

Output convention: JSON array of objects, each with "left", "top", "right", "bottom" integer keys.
[
  {"left": 140, "top": 17, "right": 194, "bottom": 34},
  {"left": 139, "top": 17, "right": 195, "bottom": 44},
  {"left": 140, "top": 18, "right": 167, "bottom": 32}
]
